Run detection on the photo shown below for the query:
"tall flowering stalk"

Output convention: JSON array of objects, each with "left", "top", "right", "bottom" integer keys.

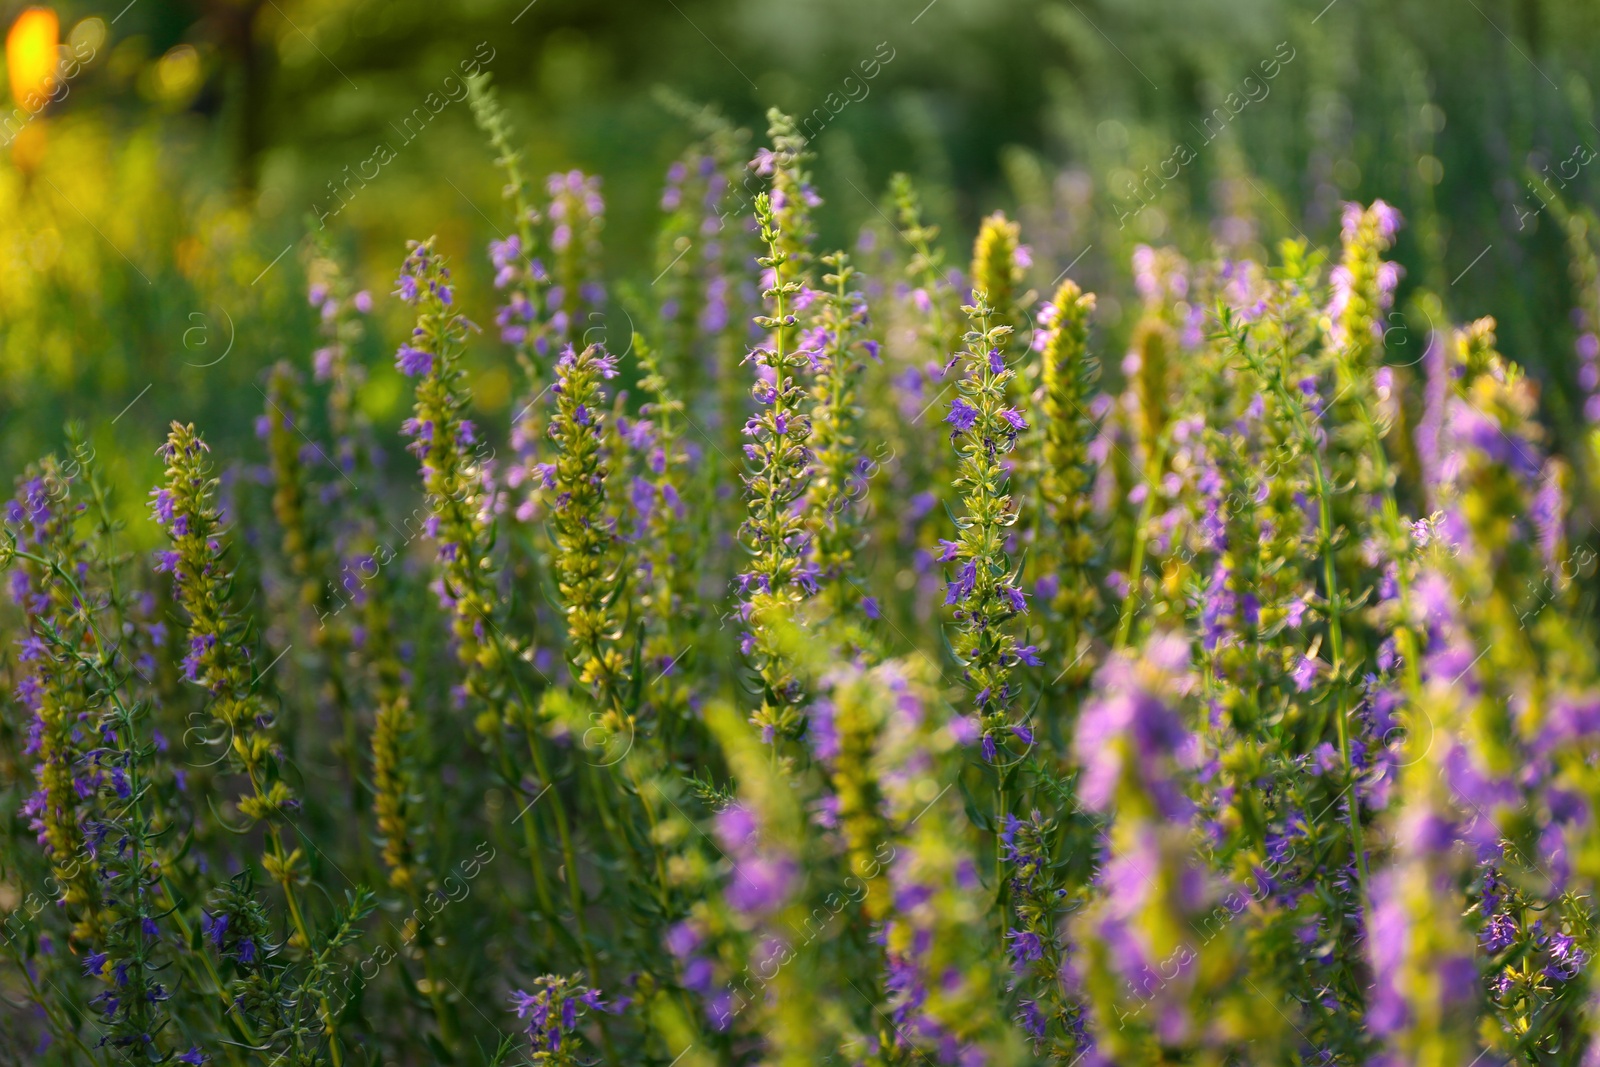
[
  {"left": 970, "top": 211, "right": 1027, "bottom": 349},
  {"left": 807, "top": 663, "right": 894, "bottom": 922},
  {"left": 469, "top": 73, "right": 563, "bottom": 540},
  {"left": 1034, "top": 277, "right": 1100, "bottom": 693},
  {"left": 1365, "top": 604, "right": 1487, "bottom": 1067},
  {"left": 8, "top": 460, "right": 103, "bottom": 945},
  {"left": 1325, "top": 201, "right": 1402, "bottom": 375},
  {"left": 300, "top": 243, "right": 391, "bottom": 630},
  {"left": 548, "top": 343, "right": 630, "bottom": 730},
  {"left": 702, "top": 700, "right": 830, "bottom": 1065},
  {"left": 468, "top": 73, "right": 540, "bottom": 310},
  {"left": 653, "top": 91, "right": 760, "bottom": 464},
  {"left": 753, "top": 110, "right": 817, "bottom": 291},
  {"left": 630, "top": 332, "right": 699, "bottom": 740},
  {"left": 1355, "top": 303, "right": 1600, "bottom": 1064},
  {"left": 885, "top": 173, "right": 964, "bottom": 630},
  {"left": 73, "top": 455, "right": 181, "bottom": 1055},
  {"left": 1320, "top": 207, "right": 1424, "bottom": 640},
  {"left": 654, "top": 138, "right": 747, "bottom": 408},
  {"left": 1399, "top": 337, "right": 1594, "bottom": 1062},
  {"left": 3, "top": 461, "right": 195, "bottom": 1057},
  {"left": 260, "top": 358, "right": 371, "bottom": 811},
  {"left": 943, "top": 292, "right": 1040, "bottom": 1040},
  {"left": 656, "top": 153, "right": 706, "bottom": 387},
  {"left": 370, "top": 679, "right": 423, "bottom": 890},
  {"left": 942, "top": 292, "right": 1033, "bottom": 765},
  {"left": 802, "top": 250, "right": 875, "bottom": 620},
  {"left": 156, "top": 425, "right": 293, "bottom": 857},
  {"left": 1071, "top": 636, "right": 1287, "bottom": 1063},
  {"left": 394, "top": 238, "right": 599, "bottom": 978},
  {"left": 1324, "top": 199, "right": 1406, "bottom": 580},
  {"left": 1544, "top": 193, "right": 1600, "bottom": 511},
  {"left": 262, "top": 360, "right": 317, "bottom": 600},
  {"left": 155, "top": 421, "right": 355, "bottom": 1063},
  {"left": 508, "top": 973, "right": 624, "bottom": 1067},
  {"left": 738, "top": 192, "right": 815, "bottom": 746},
  {"left": 870, "top": 659, "right": 1018, "bottom": 1064},
  {"left": 394, "top": 240, "right": 504, "bottom": 727},
  {"left": 547, "top": 170, "right": 606, "bottom": 349},
  {"left": 892, "top": 173, "right": 959, "bottom": 358},
  {"left": 1114, "top": 314, "right": 1177, "bottom": 649},
  {"left": 469, "top": 69, "right": 554, "bottom": 373},
  {"left": 304, "top": 239, "right": 378, "bottom": 479}
]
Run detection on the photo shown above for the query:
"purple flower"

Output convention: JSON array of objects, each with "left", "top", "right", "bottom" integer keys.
[
  {"left": 1292, "top": 654, "right": 1321, "bottom": 693},
  {"left": 946, "top": 397, "right": 979, "bottom": 433},
  {"left": 1075, "top": 638, "right": 1193, "bottom": 818},
  {"left": 1481, "top": 912, "right": 1516, "bottom": 953},
  {"left": 1016, "top": 999, "right": 1046, "bottom": 1039},
  {"left": 665, "top": 922, "right": 702, "bottom": 959},
  {"left": 1005, "top": 928, "right": 1045, "bottom": 972},
  {"left": 725, "top": 855, "right": 798, "bottom": 915},
  {"left": 1369, "top": 199, "right": 1403, "bottom": 241},
  {"left": 1544, "top": 930, "right": 1585, "bottom": 980},
  {"left": 510, "top": 989, "right": 546, "bottom": 1024},
  {"left": 200, "top": 911, "right": 228, "bottom": 948},
  {"left": 149, "top": 488, "right": 175, "bottom": 526},
  {"left": 396, "top": 345, "right": 434, "bottom": 377},
  {"left": 945, "top": 559, "right": 977, "bottom": 605}
]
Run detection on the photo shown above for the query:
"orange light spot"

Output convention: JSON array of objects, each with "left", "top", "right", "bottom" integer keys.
[
  {"left": 10, "top": 120, "right": 46, "bottom": 170},
  {"left": 7, "top": 7, "right": 60, "bottom": 113}
]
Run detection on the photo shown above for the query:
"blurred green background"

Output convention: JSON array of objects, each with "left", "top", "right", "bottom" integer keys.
[{"left": 4, "top": 0, "right": 1600, "bottom": 529}]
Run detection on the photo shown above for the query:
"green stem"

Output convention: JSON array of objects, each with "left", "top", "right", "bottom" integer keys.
[
  {"left": 1114, "top": 440, "right": 1165, "bottom": 652},
  {"left": 255, "top": 774, "right": 345, "bottom": 1067},
  {"left": 622, "top": 759, "right": 673, "bottom": 912},
  {"left": 1304, "top": 449, "right": 1369, "bottom": 893},
  {"left": 408, "top": 890, "right": 461, "bottom": 1055},
  {"left": 480, "top": 627, "right": 614, "bottom": 1060}
]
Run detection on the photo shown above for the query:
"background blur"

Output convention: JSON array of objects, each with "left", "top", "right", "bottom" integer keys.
[{"left": 4, "top": 0, "right": 1600, "bottom": 534}]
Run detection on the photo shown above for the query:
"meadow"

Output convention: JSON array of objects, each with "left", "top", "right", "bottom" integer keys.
[{"left": 7, "top": 2, "right": 1600, "bottom": 1065}]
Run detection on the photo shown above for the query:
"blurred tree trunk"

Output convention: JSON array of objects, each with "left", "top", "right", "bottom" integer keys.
[{"left": 201, "top": 0, "right": 269, "bottom": 192}]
